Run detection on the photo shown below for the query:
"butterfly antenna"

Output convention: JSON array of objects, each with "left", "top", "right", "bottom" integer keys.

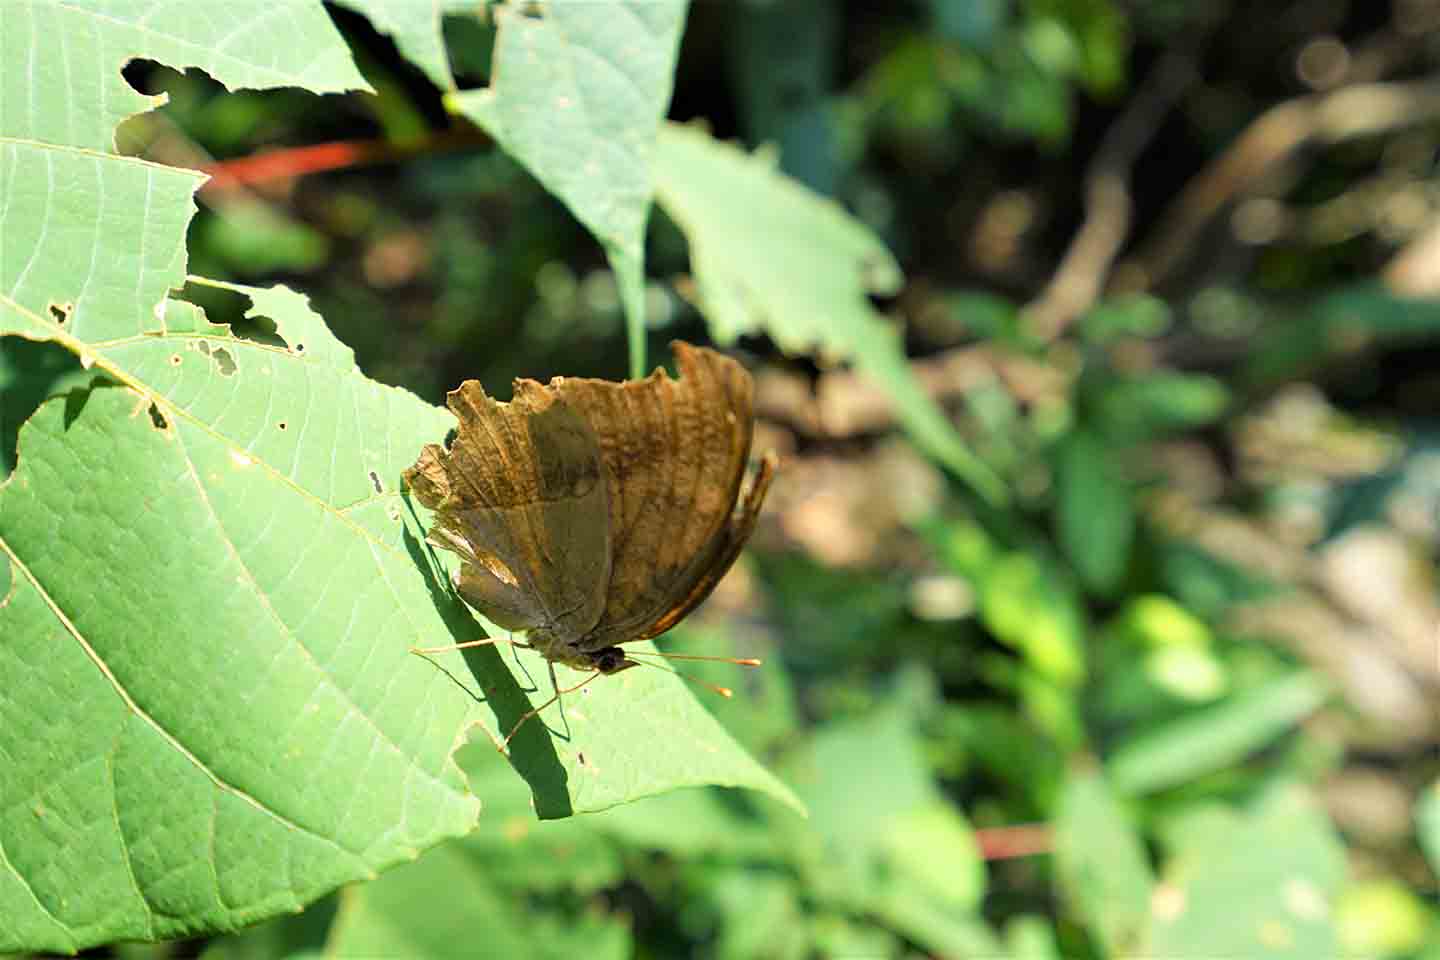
[
  {"left": 410, "top": 635, "right": 534, "bottom": 655},
  {"left": 624, "top": 650, "right": 763, "bottom": 667},
  {"left": 626, "top": 658, "right": 739, "bottom": 698}
]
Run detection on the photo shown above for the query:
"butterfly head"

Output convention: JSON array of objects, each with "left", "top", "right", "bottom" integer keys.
[{"left": 587, "top": 646, "right": 638, "bottom": 675}]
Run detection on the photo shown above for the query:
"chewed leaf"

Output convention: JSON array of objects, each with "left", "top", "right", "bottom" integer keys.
[{"left": 2, "top": 0, "right": 369, "bottom": 153}]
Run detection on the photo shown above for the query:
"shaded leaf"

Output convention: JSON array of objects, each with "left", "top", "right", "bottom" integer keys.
[
  {"left": 450, "top": 1, "right": 688, "bottom": 376},
  {"left": 653, "top": 122, "right": 1005, "bottom": 504},
  {"left": 1055, "top": 428, "right": 1134, "bottom": 594}
]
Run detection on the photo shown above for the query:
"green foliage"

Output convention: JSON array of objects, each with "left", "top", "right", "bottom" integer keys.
[
  {"left": 5, "top": 0, "right": 1437, "bottom": 957},
  {"left": 1054, "top": 769, "right": 1154, "bottom": 955},
  {"left": 653, "top": 122, "right": 1005, "bottom": 504},
  {"left": 1108, "top": 672, "right": 1331, "bottom": 795},
  {"left": 1145, "top": 784, "right": 1347, "bottom": 958}
]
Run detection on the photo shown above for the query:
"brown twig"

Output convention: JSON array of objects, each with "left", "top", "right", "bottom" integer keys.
[
  {"left": 975, "top": 823, "right": 1052, "bottom": 861},
  {"left": 1123, "top": 80, "right": 1440, "bottom": 291},
  {"left": 1383, "top": 214, "right": 1440, "bottom": 296},
  {"left": 1023, "top": 54, "right": 1197, "bottom": 341}
]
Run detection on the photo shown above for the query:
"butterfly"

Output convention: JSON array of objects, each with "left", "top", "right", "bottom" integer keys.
[{"left": 404, "top": 341, "right": 776, "bottom": 741}]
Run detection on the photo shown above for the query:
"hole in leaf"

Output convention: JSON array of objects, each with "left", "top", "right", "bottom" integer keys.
[
  {"left": 212, "top": 347, "right": 237, "bottom": 377},
  {"left": 47, "top": 302, "right": 73, "bottom": 325},
  {"left": 175, "top": 281, "right": 283, "bottom": 348},
  {"left": 576, "top": 752, "right": 586, "bottom": 766},
  {"left": 148, "top": 404, "right": 168, "bottom": 430},
  {"left": 277, "top": 421, "right": 288, "bottom": 431},
  {"left": 369, "top": 470, "right": 383, "bottom": 494},
  {"left": 293, "top": 342, "right": 305, "bottom": 354},
  {"left": 443, "top": 427, "right": 458, "bottom": 449},
  {"left": 2, "top": 337, "right": 103, "bottom": 478}
]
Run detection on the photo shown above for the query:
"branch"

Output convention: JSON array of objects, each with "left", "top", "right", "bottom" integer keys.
[
  {"left": 1022, "top": 54, "right": 1196, "bottom": 341},
  {"left": 1124, "top": 81, "right": 1440, "bottom": 290}
]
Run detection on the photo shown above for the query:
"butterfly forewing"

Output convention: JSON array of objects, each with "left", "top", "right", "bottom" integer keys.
[{"left": 403, "top": 379, "right": 612, "bottom": 642}]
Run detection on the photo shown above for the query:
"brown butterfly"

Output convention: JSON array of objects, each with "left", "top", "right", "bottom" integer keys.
[{"left": 404, "top": 341, "right": 776, "bottom": 740}]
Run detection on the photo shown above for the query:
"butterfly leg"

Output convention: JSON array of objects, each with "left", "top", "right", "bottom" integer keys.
[
  {"left": 500, "top": 665, "right": 604, "bottom": 750},
  {"left": 506, "top": 632, "right": 542, "bottom": 693}
]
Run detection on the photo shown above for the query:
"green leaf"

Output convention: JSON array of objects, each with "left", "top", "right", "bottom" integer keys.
[
  {"left": 653, "top": 122, "right": 1005, "bottom": 504},
  {"left": 1418, "top": 781, "right": 1440, "bottom": 880},
  {"left": 449, "top": 1, "right": 688, "bottom": 377},
  {"left": 700, "top": 866, "right": 810, "bottom": 960},
  {"left": 324, "top": 841, "right": 630, "bottom": 960},
  {"left": 1144, "top": 783, "right": 1345, "bottom": 958},
  {"left": 0, "top": 337, "right": 98, "bottom": 480},
  {"left": 978, "top": 553, "right": 1087, "bottom": 686},
  {"left": 1005, "top": 915, "right": 1062, "bottom": 960},
  {"left": 1054, "top": 768, "right": 1154, "bottom": 955},
  {"left": 879, "top": 802, "right": 984, "bottom": 910},
  {"left": 333, "top": 0, "right": 476, "bottom": 92},
  {"left": 0, "top": 275, "right": 797, "bottom": 952},
  {"left": 1055, "top": 429, "right": 1134, "bottom": 594},
  {"left": 1092, "top": 372, "right": 1230, "bottom": 438},
  {"left": 1080, "top": 293, "right": 1170, "bottom": 343},
  {"left": 784, "top": 704, "right": 987, "bottom": 954},
  {"left": 1, "top": 12, "right": 795, "bottom": 941},
  {"left": 1107, "top": 671, "right": 1330, "bottom": 794},
  {"left": 2, "top": 0, "right": 369, "bottom": 153},
  {"left": 1336, "top": 879, "right": 1432, "bottom": 957},
  {"left": 1248, "top": 282, "right": 1440, "bottom": 383},
  {"left": 0, "top": 384, "right": 480, "bottom": 953}
]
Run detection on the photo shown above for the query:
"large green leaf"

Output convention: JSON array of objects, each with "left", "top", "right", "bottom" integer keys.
[
  {"left": 0, "top": 3, "right": 795, "bottom": 951},
  {"left": 0, "top": 380, "right": 481, "bottom": 952},
  {"left": 449, "top": 0, "right": 689, "bottom": 377},
  {"left": 654, "top": 122, "right": 1005, "bottom": 504}
]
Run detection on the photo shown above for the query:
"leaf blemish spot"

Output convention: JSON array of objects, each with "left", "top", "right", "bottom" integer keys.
[
  {"left": 369, "top": 470, "right": 383, "bottom": 494},
  {"left": 169, "top": 354, "right": 182, "bottom": 366},
  {"left": 577, "top": 751, "right": 586, "bottom": 766},
  {"left": 230, "top": 450, "right": 255, "bottom": 468}
]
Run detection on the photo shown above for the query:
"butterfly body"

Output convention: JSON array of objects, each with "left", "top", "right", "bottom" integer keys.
[{"left": 405, "top": 342, "right": 775, "bottom": 677}]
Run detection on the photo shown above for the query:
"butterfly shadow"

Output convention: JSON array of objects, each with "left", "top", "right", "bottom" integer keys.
[{"left": 401, "top": 499, "right": 574, "bottom": 819}]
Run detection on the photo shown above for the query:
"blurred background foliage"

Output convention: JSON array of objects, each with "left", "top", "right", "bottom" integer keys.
[{"left": 12, "top": 0, "right": 1440, "bottom": 957}]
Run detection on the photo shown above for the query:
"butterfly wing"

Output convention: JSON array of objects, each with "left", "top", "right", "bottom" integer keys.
[
  {"left": 403, "top": 379, "right": 611, "bottom": 642},
  {"left": 553, "top": 342, "right": 770, "bottom": 649}
]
